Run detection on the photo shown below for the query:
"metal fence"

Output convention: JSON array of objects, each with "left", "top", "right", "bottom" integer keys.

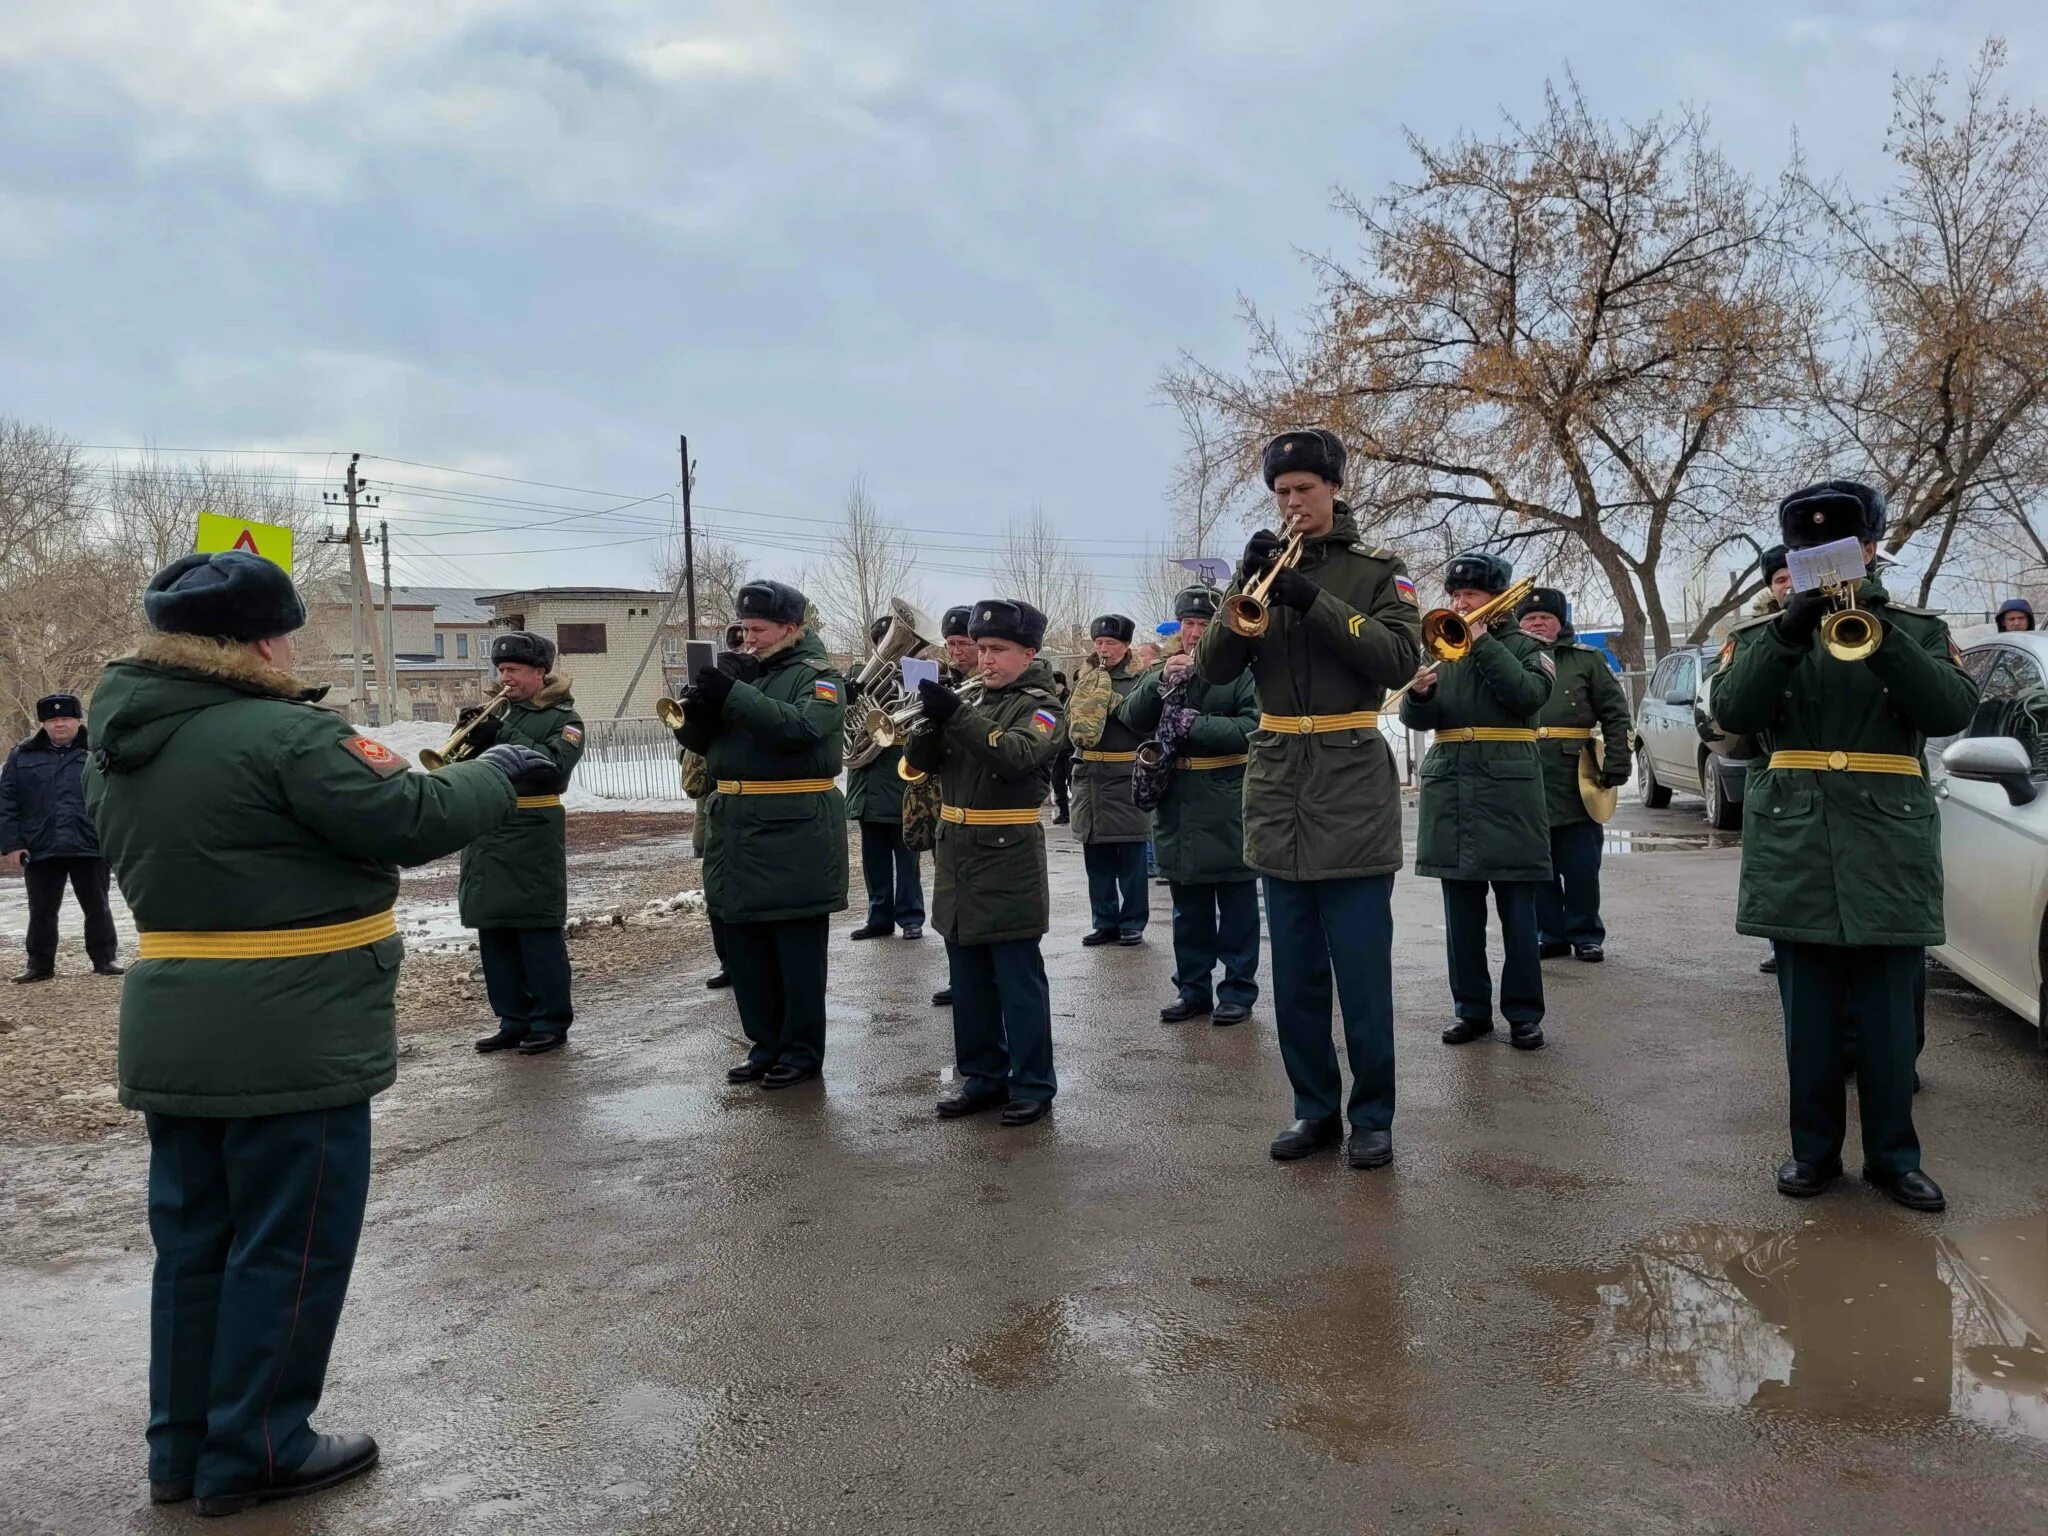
[{"left": 579, "top": 717, "right": 687, "bottom": 803}]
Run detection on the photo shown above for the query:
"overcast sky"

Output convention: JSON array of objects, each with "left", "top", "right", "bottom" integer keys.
[{"left": 3, "top": 1, "right": 2043, "bottom": 616}]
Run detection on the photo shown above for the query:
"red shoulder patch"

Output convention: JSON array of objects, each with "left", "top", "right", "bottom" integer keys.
[
  {"left": 1719, "top": 638, "right": 1736, "bottom": 668},
  {"left": 341, "top": 735, "right": 410, "bottom": 778}
]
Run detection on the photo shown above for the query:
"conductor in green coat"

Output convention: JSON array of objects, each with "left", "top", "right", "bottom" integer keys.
[
  {"left": 1516, "top": 588, "right": 1633, "bottom": 962},
  {"left": 1400, "top": 551, "right": 1555, "bottom": 1050},
  {"left": 88, "top": 551, "right": 555, "bottom": 1516},
  {"left": 1713, "top": 480, "right": 1976, "bottom": 1211},
  {"left": 677, "top": 579, "right": 849, "bottom": 1090},
  {"left": 462, "top": 630, "right": 586, "bottom": 1057},
  {"left": 1115, "top": 586, "right": 1261, "bottom": 1025}
]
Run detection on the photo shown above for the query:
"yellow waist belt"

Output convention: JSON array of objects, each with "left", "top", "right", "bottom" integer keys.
[
  {"left": 1258, "top": 711, "right": 1379, "bottom": 735},
  {"left": 1767, "top": 751, "right": 1924, "bottom": 777},
  {"left": 1183, "top": 754, "right": 1250, "bottom": 770},
  {"left": 715, "top": 778, "right": 837, "bottom": 795},
  {"left": 515, "top": 794, "right": 563, "bottom": 809},
  {"left": 139, "top": 908, "right": 398, "bottom": 962},
  {"left": 1078, "top": 750, "right": 1137, "bottom": 763},
  {"left": 1534, "top": 727, "right": 1594, "bottom": 741},
  {"left": 940, "top": 804, "right": 1042, "bottom": 826},
  {"left": 1437, "top": 727, "right": 1538, "bottom": 743}
]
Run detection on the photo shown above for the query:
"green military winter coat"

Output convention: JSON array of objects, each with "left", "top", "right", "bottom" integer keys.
[
  {"left": 905, "top": 660, "right": 1067, "bottom": 945},
  {"left": 1196, "top": 507, "right": 1424, "bottom": 881},
  {"left": 1114, "top": 661, "right": 1259, "bottom": 884},
  {"left": 1070, "top": 656, "right": 1149, "bottom": 845},
  {"left": 87, "top": 633, "right": 517, "bottom": 1117},
  {"left": 845, "top": 746, "right": 907, "bottom": 824},
  {"left": 1401, "top": 629, "right": 1556, "bottom": 881},
  {"left": 458, "top": 677, "right": 584, "bottom": 929},
  {"left": 1713, "top": 576, "right": 1976, "bottom": 946},
  {"left": 1531, "top": 630, "right": 1635, "bottom": 828},
  {"left": 691, "top": 630, "right": 849, "bottom": 923}
]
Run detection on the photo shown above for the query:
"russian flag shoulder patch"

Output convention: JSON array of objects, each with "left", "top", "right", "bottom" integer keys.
[
  {"left": 1394, "top": 575, "right": 1418, "bottom": 605},
  {"left": 1030, "top": 707, "right": 1058, "bottom": 735},
  {"left": 813, "top": 679, "right": 841, "bottom": 702}
]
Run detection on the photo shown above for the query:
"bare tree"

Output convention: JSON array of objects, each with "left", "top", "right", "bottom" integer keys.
[
  {"left": 654, "top": 534, "right": 751, "bottom": 639},
  {"left": 804, "top": 477, "right": 921, "bottom": 653},
  {"left": 1793, "top": 40, "right": 2048, "bottom": 604},
  {"left": 0, "top": 420, "right": 94, "bottom": 581},
  {"left": 97, "top": 454, "right": 335, "bottom": 599},
  {"left": 1164, "top": 79, "right": 1810, "bottom": 666},
  {"left": 0, "top": 423, "right": 112, "bottom": 726},
  {"left": 993, "top": 508, "right": 1097, "bottom": 659}
]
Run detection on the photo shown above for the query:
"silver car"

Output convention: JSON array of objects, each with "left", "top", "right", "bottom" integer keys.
[
  {"left": 1633, "top": 644, "right": 1757, "bottom": 830},
  {"left": 1932, "top": 633, "right": 2048, "bottom": 1048}
]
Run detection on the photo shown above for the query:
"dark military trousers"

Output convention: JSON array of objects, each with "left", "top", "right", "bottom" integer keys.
[
  {"left": 1773, "top": 942, "right": 1921, "bottom": 1176},
  {"left": 23, "top": 853, "right": 118, "bottom": 971},
  {"left": 1263, "top": 874, "right": 1395, "bottom": 1132},
  {"left": 1443, "top": 879, "right": 1544, "bottom": 1026},
  {"left": 1051, "top": 749, "right": 1073, "bottom": 819},
  {"left": 1169, "top": 879, "right": 1260, "bottom": 1012},
  {"left": 708, "top": 912, "right": 728, "bottom": 969},
  {"left": 1083, "top": 841, "right": 1149, "bottom": 936},
  {"left": 945, "top": 936, "right": 1055, "bottom": 1103},
  {"left": 478, "top": 925, "right": 574, "bottom": 1037},
  {"left": 858, "top": 820, "right": 925, "bottom": 932},
  {"left": 1536, "top": 820, "right": 1605, "bottom": 951},
  {"left": 144, "top": 1102, "right": 372, "bottom": 1498},
  {"left": 725, "top": 914, "right": 829, "bottom": 1070}
]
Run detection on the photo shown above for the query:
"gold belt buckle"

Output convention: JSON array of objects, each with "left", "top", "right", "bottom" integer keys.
[
  {"left": 1826, "top": 750, "right": 1849, "bottom": 770},
  {"left": 1537, "top": 727, "right": 1550, "bottom": 739},
  {"left": 1297, "top": 715, "right": 1315, "bottom": 734}
]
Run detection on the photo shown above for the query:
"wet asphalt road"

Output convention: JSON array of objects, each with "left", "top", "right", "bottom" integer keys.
[{"left": 6, "top": 803, "right": 2048, "bottom": 1534}]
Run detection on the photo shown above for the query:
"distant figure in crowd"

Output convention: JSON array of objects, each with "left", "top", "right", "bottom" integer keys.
[
  {"left": 87, "top": 550, "right": 551, "bottom": 1517},
  {"left": 0, "top": 691, "right": 122, "bottom": 982},
  {"left": 847, "top": 613, "right": 926, "bottom": 942},
  {"left": 1998, "top": 598, "right": 2034, "bottom": 633}
]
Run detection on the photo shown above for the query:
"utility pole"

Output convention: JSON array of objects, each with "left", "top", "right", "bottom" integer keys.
[
  {"left": 380, "top": 519, "right": 397, "bottom": 719},
  {"left": 321, "top": 455, "right": 387, "bottom": 724},
  {"left": 615, "top": 439, "right": 698, "bottom": 720}
]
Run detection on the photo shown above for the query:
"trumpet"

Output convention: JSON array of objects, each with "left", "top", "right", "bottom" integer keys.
[
  {"left": 1418, "top": 578, "right": 1537, "bottom": 663},
  {"left": 1222, "top": 523, "right": 1309, "bottom": 638},
  {"left": 866, "top": 696, "right": 927, "bottom": 750},
  {"left": 654, "top": 694, "right": 686, "bottom": 730},
  {"left": 420, "top": 686, "right": 513, "bottom": 770},
  {"left": 1818, "top": 576, "right": 1880, "bottom": 661}
]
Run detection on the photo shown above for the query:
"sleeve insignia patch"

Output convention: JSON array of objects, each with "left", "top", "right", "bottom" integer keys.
[
  {"left": 1394, "top": 576, "right": 1418, "bottom": 605},
  {"left": 1346, "top": 613, "right": 1366, "bottom": 637},
  {"left": 561, "top": 724, "right": 583, "bottom": 746},
  {"left": 341, "top": 735, "right": 408, "bottom": 778},
  {"left": 1030, "top": 708, "right": 1058, "bottom": 735},
  {"left": 1720, "top": 638, "right": 1737, "bottom": 667},
  {"left": 988, "top": 728, "right": 1004, "bottom": 747},
  {"left": 813, "top": 679, "right": 841, "bottom": 703},
  {"left": 1537, "top": 652, "right": 1557, "bottom": 677}
]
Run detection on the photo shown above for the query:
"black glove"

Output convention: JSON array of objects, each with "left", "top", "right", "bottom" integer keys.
[
  {"left": 476, "top": 743, "right": 557, "bottom": 791},
  {"left": 1776, "top": 589, "right": 1829, "bottom": 648},
  {"left": 918, "top": 678, "right": 962, "bottom": 724},
  {"left": 456, "top": 706, "right": 501, "bottom": 749},
  {"left": 843, "top": 676, "right": 865, "bottom": 711},
  {"left": 694, "top": 665, "right": 736, "bottom": 707},
  {"left": 1269, "top": 567, "right": 1318, "bottom": 612},
  {"left": 1239, "top": 529, "right": 1284, "bottom": 585}
]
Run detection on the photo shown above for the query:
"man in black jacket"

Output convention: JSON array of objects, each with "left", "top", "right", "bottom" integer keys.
[{"left": 1, "top": 693, "right": 122, "bottom": 982}]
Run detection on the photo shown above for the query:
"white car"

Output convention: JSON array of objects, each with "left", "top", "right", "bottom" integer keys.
[{"left": 1932, "top": 632, "right": 2048, "bottom": 1048}]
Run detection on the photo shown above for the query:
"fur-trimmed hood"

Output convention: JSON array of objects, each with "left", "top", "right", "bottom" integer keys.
[
  {"left": 513, "top": 673, "right": 575, "bottom": 710},
  {"left": 88, "top": 635, "right": 330, "bottom": 775}
]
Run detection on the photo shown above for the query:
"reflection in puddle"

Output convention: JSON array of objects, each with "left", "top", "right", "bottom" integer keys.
[
  {"left": 1554, "top": 1217, "right": 2048, "bottom": 1443},
  {"left": 1602, "top": 831, "right": 1742, "bottom": 854}
]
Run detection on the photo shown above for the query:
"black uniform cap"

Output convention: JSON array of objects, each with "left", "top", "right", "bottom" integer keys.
[
  {"left": 1261, "top": 429, "right": 1346, "bottom": 489},
  {"left": 1778, "top": 480, "right": 1885, "bottom": 549},
  {"left": 969, "top": 598, "right": 1047, "bottom": 649},
  {"left": 735, "top": 579, "right": 808, "bottom": 626},
  {"left": 1444, "top": 549, "right": 1513, "bottom": 596},
  {"left": 1515, "top": 587, "right": 1568, "bottom": 623},
  {"left": 1173, "top": 586, "right": 1221, "bottom": 621},
  {"left": 35, "top": 693, "right": 82, "bottom": 721},
  {"left": 1089, "top": 613, "right": 1136, "bottom": 643},
  {"left": 492, "top": 630, "right": 557, "bottom": 672},
  {"left": 1760, "top": 544, "right": 1788, "bottom": 581},
  {"left": 143, "top": 551, "right": 306, "bottom": 642},
  {"left": 941, "top": 605, "right": 973, "bottom": 639}
]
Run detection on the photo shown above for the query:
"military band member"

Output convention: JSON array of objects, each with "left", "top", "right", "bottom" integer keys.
[
  {"left": 677, "top": 579, "right": 849, "bottom": 1089},
  {"left": 1049, "top": 670, "right": 1074, "bottom": 825},
  {"left": 1760, "top": 545, "right": 1791, "bottom": 610},
  {"left": 1116, "top": 586, "right": 1261, "bottom": 1025},
  {"left": 1197, "top": 429, "right": 1423, "bottom": 1167},
  {"left": 847, "top": 613, "right": 927, "bottom": 941},
  {"left": 906, "top": 598, "right": 1066, "bottom": 1125},
  {"left": 1713, "top": 481, "right": 1975, "bottom": 1211},
  {"left": 86, "top": 551, "right": 553, "bottom": 1516},
  {"left": 463, "top": 631, "right": 586, "bottom": 1056},
  {"left": 1070, "top": 614, "right": 1150, "bottom": 945},
  {"left": 1400, "top": 552, "right": 1555, "bottom": 1050},
  {"left": 1997, "top": 597, "right": 2035, "bottom": 633},
  {"left": 931, "top": 605, "right": 979, "bottom": 1008},
  {"left": 1516, "top": 588, "right": 1633, "bottom": 963}
]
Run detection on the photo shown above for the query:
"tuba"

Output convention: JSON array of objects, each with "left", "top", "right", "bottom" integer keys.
[{"left": 845, "top": 599, "right": 938, "bottom": 769}]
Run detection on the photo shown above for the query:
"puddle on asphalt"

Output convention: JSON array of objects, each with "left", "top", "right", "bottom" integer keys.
[
  {"left": 1548, "top": 1216, "right": 2048, "bottom": 1444},
  {"left": 1602, "top": 831, "right": 1741, "bottom": 854}
]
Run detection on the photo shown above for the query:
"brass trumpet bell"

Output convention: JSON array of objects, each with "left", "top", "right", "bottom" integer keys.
[
  {"left": 1819, "top": 580, "right": 1881, "bottom": 662},
  {"left": 1418, "top": 577, "right": 1537, "bottom": 663},
  {"left": 1223, "top": 527, "right": 1310, "bottom": 638},
  {"left": 655, "top": 695, "right": 685, "bottom": 729}
]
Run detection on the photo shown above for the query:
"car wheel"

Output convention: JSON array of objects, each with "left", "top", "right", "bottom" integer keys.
[
  {"left": 1702, "top": 755, "right": 1740, "bottom": 831},
  {"left": 1640, "top": 755, "right": 1672, "bottom": 809}
]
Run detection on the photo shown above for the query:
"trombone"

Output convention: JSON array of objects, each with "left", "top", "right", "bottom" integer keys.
[
  {"left": 1222, "top": 521, "right": 1309, "bottom": 639},
  {"left": 420, "top": 686, "right": 512, "bottom": 770},
  {"left": 1817, "top": 575, "right": 1880, "bottom": 661}
]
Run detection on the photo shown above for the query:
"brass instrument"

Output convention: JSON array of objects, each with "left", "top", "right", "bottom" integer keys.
[
  {"left": 655, "top": 694, "right": 686, "bottom": 730},
  {"left": 420, "top": 687, "right": 512, "bottom": 770},
  {"left": 1221, "top": 525, "right": 1308, "bottom": 638},
  {"left": 845, "top": 599, "right": 938, "bottom": 770},
  {"left": 1818, "top": 576, "right": 1880, "bottom": 661},
  {"left": 1380, "top": 663, "right": 1440, "bottom": 713},
  {"left": 897, "top": 678, "right": 983, "bottom": 784},
  {"left": 1418, "top": 578, "right": 1537, "bottom": 663}
]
